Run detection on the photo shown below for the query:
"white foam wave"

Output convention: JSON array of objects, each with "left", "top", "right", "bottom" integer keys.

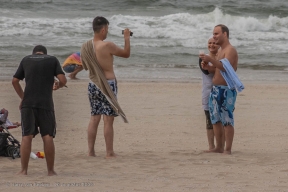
[
  {"left": 109, "top": 8, "right": 288, "bottom": 52},
  {"left": 0, "top": 8, "right": 288, "bottom": 52}
]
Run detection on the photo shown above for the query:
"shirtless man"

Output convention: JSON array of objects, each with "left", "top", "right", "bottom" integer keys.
[
  {"left": 199, "top": 24, "right": 238, "bottom": 154},
  {"left": 86, "top": 16, "right": 130, "bottom": 158}
]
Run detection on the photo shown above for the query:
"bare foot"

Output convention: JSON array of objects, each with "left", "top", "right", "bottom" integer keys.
[
  {"left": 48, "top": 170, "right": 57, "bottom": 176},
  {"left": 68, "top": 74, "right": 79, "bottom": 80},
  {"left": 17, "top": 170, "right": 27, "bottom": 175},
  {"left": 223, "top": 150, "right": 232, "bottom": 155},
  {"left": 13, "top": 122, "right": 21, "bottom": 127},
  {"left": 203, "top": 147, "right": 215, "bottom": 152},
  {"left": 204, "top": 148, "right": 223, "bottom": 153},
  {"left": 88, "top": 152, "right": 96, "bottom": 157},
  {"left": 105, "top": 152, "right": 117, "bottom": 159}
]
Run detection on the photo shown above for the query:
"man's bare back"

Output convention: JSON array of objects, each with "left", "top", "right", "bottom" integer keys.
[
  {"left": 93, "top": 40, "right": 115, "bottom": 80},
  {"left": 93, "top": 28, "right": 130, "bottom": 80}
]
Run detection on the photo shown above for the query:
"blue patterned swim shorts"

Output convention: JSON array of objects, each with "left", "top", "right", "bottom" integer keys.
[
  {"left": 88, "top": 79, "right": 118, "bottom": 116},
  {"left": 209, "top": 85, "right": 237, "bottom": 127}
]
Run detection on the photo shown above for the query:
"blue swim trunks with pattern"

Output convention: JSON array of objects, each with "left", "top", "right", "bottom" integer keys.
[{"left": 209, "top": 85, "right": 237, "bottom": 127}]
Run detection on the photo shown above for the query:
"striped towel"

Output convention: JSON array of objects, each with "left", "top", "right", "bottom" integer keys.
[
  {"left": 220, "top": 58, "right": 245, "bottom": 92},
  {"left": 62, "top": 52, "right": 81, "bottom": 67}
]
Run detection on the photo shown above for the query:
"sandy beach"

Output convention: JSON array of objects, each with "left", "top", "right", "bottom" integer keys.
[{"left": 1, "top": 79, "right": 288, "bottom": 192}]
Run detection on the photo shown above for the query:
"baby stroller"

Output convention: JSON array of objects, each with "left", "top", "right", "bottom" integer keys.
[{"left": 0, "top": 108, "right": 21, "bottom": 159}]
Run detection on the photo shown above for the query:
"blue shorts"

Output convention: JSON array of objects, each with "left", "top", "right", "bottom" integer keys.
[
  {"left": 88, "top": 79, "right": 118, "bottom": 116},
  {"left": 63, "top": 64, "right": 77, "bottom": 73},
  {"left": 209, "top": 85, "right": 237, "bottom": 127}
]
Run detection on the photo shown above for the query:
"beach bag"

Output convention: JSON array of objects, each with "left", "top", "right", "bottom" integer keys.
[{"left": 0, "top": 133, "right": 20, "bottom": 159}]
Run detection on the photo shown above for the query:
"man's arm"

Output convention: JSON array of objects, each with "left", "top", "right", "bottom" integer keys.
[
  {"left": 199, "top": 48, "right": 238, "bottom": 71},
  {"left": 207, "top": 64, "right": 216, "bottom": 74},
  {"left": 109, "top": 28, "right": 130, "bottom": 58},
  {"left": 200, "top": 54, "right": 225, "bottom": 71},
  {"left": 12, "top": 78, "right": 24, "bottom": 110},
  {"left": 12, "top": 78, "right": 24, "bottom": 99}
]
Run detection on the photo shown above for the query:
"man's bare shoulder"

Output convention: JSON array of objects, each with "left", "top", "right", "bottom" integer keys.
[
  {"left": 94, "top": 40, "right": 113, "bottom": 48},
  {"left": 220, "top": 45, "right": 237, "bottom": 59},
  {"left": 102, "top": 41, "right": 116, "bottom": 47},
  {"left": 98, "top": 41, "right": 118, "bottom": 52},
  {"left": 226, "top": 45, "right": 238, "bottom": 68},
  {"left": 228, "top": 44, "right": 238, "bottom": 54}
]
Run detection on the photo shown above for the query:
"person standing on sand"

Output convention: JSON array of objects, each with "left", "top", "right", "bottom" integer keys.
[
  {"left": 80, "top": 16, "right": 130, "bottom": 158},
  {"left": 199, "top": 24, "right": 240, "bottom": 155},
  {"left": 199, "top": 37, "right": 220, "bottom": 151},
  {"left": 12, "top": 45, "right": 67, "bottom": 175}
]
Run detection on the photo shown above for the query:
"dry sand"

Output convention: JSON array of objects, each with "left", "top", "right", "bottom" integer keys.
[{"left": 1, "top": 79, "right": 288, "bottom": 192}]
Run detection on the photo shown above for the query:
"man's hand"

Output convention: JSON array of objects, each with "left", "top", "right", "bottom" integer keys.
[
  {"left": 199, "top": 53, "right": 211, "bottom": 64},
  {"left": 123, "top": 28, "right": 131, "bottom": 39},
  {"left": 53, "top": 80, "right": 60, "bottom": 90},
  {"left": 201, "top": 61, "right": 209, "bottom": 70},
  {"left": 54, "top": 74, "right": 67, "bottom": 90}
]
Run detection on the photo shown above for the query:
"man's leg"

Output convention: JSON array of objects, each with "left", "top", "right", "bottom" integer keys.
[
  {"left": 210, "top": 122, "right": 224, "bottom": 153},
  {"left": 224, "top": 125, "right": 234, "bottom": 154},
  {"left": 222, "top": 127, "right": 225, "bottom": 152},
  {"left": 42, "top": 135, "right": 56, "bottom": 176},
  {"left": 204, "top": 110, "right": 215, "bottom": 150},
  {"left": 103, "top": 115, "right": 116, "bottom": 158},
  {"left": 17, "top": 135, "right": 33, "bottom": 175},
  {"left": 87, "top": 115, "right": 101, "bottom": 156},
  {"left": 206, "top": 129, "right": 215, "bottom": 150},
  {"left": 69, "top": 66, "right": 83, "bottom": 79}
]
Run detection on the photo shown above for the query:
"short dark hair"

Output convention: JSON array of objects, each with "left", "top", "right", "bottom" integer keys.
[
  {"left": 92, "top": 16, "right": 109, "bottom": 33},
  {"left": 215, "top": 24, "right": 229, "bottom": 38},
  {"left": 32, "top": 45, "right": 47, "bottom": 54}
]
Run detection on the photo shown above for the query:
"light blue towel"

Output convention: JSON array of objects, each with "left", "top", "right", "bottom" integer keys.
[{"left": 219, "top": 58, "right": 245, "bottom": 92}]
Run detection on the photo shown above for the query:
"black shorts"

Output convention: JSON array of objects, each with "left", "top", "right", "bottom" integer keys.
[
  {"left": 21, "top": 108, "right": 56, "bottom": 138},
  {"left": 204, "top": 110, "right": 213, "bottom": 130}
]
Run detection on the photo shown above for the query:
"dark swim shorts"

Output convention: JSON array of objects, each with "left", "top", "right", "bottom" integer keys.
[
  {"left": 21, "top": 108, "right": 56, "bottom": 138},
  {"left": 88, "top": 79, "right": 118, "bottom": 116}
]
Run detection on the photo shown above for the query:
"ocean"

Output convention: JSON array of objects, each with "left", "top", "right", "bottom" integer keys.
[{"left": 1, "top": 0, "right": 288, "bottom": 81}]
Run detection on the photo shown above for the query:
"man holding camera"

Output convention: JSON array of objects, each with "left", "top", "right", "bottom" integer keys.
[{"left": 81, "top": 16, "right": 130, "bottom": 158}]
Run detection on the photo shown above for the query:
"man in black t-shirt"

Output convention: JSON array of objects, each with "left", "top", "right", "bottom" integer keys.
[{"left": 12, "top": 45, "right": 67, "bottom": 176}]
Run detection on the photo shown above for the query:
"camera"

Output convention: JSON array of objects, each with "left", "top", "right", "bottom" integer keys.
[{"left": 122, "top": 30, "right": 133, "bottom": 36}]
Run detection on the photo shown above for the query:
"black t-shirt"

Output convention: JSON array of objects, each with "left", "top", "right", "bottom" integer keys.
[{"left": 13, "top": 54, "right": 64, "bottom": 111}]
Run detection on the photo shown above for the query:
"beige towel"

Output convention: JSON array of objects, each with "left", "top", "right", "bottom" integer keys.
[{"left": 81, "top": 39, "right": 128, "bottom": 123}]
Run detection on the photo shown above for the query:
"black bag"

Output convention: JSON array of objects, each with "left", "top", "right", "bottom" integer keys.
[
  {"left": 0, "top": 132, "right": 20, "bottom": 159},
  {"left": 0, "top": 132, "right": 9, "bottom": 156}
]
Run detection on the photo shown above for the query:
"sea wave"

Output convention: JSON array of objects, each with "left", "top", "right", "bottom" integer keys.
[{"left": 1, "top": 8, "right": 287, "bottom": 52}]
